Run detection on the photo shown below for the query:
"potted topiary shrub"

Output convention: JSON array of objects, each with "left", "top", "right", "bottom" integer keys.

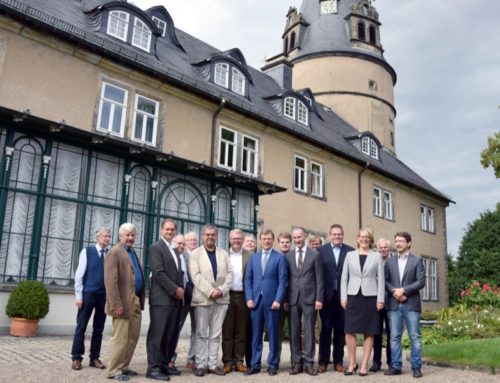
[{"left": 5, "top": 280, "right": 50, "bottom": 337}]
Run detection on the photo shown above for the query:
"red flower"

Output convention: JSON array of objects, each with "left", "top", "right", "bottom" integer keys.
[
  {"left": 473, "top": 281, "right": 480, "bottom": 287},
  {"left": 460, "top": 290, "right": 465, "bottom": 298},
  {"left": 483, "top": 283, "right": 490, "bottom": 291}
]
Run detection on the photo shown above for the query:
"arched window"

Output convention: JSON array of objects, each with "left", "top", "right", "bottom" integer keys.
[
  {"left": 369, "top": 25, "right": 376, "bottom": 44},
  {"left": 358, "top": 22, "right": 366, "bottom": 41},
  {"left": 284, "top": 36, "right": 289, "bottom": 53},
  {"left": 290, "top": 31, "right": 296, "bottom": 50}
]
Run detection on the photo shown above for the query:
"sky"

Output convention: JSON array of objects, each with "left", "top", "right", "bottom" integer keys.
[{"left": 132, "top": 0, "right": 500, "bottom": 256}]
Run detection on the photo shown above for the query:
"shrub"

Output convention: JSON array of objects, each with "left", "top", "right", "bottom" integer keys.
[
  {"left": 5, "top": 280, "right": 50, "bottom": 320},
  {"left": 459, "top": 280, "right": 499, "bottom": 310}
]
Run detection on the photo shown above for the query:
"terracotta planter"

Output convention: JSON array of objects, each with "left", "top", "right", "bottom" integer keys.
[{"left": 9, "top": 317, "right": 39, "bottom": 337}]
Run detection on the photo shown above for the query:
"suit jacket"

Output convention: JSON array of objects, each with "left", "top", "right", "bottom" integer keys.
[
  {"left": 148, "top": 239, "right": 184, "bottom": 306},
  {"left": 385, "top": 252, "right": 425, "bottom": 312},
  {"left": 104, "top": 242, "right": 145, "bottom": 318},
  {"left": 318, "top": 242, "right": 355, "bottom": 302},
  {"left": 285, "top": 247, "right": 324, "bottom": 306},
  {"left": 340, "top": 249, "right": 385, "bottom": 303},
  {"left": 182, "top": 250, "right": 193, "bottom": 306},
  {"left": 189, "top": 246, "right": 233, "bottom": 306},
  {"left": 244, "top": 249, "right": 288, "bottom": 307}
]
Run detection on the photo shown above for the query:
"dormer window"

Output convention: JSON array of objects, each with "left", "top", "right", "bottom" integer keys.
[
  {"left": 152, "top": 16, "right": 166, "bottom": 37},
  {"left": 132, "top": 18, "right": 152, "bottom": 51},
  {"left": 107, "top": 11, "right": 129, "bottom": 41},
  {"left": 213, "top": 62, "right": 247, "bottom": 96},
  {"left": 284, "top": 97, "right": 309, "bottom": 126},
  {"left": 362, "top": 136, "right": 379, "bottom": 159}
]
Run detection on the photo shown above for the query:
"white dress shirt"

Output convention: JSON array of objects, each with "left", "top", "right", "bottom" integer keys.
[
  {"left": 74, "top": 244, "right": 107, "bottom": 301},
  {"left": 230, "top": 249, "right": 243, "bottom": 291},
  {"left": 161, "top": 237, "right": 178, "bottom": 269},
  {"left": 398, "top": 252, "right": 409, "bottom": 284}
]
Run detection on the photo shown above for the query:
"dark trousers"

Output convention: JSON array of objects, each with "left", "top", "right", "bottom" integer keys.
[
  {"left": 289, "top": 302, "right": 316, "bottom": 367},
  {"left": 373, "top": 307, "right": 391, "bottom": 366},
  {"left": 250, "top": 299, "right": 280, "bottom": 370},
  {"left": 146, "top": 304, "right": 181, "bottom": 373},
  {"left": 71, "top": 292, "right": 106, "bottom": 361},
  {"left": 222, "top": 291, "right": 249, "bottom": 365},
  {"left": 318, "top": 297, "right": 345, "bottom": 366}
]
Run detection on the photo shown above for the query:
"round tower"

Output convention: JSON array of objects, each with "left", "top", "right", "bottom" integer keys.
[{"left": 277, "top": 0, "right": 397, "bottom": 152}]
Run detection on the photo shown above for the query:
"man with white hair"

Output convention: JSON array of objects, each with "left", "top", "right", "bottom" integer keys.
[{"left": 104, "top": 223, "right": 145, "bottom": 381}]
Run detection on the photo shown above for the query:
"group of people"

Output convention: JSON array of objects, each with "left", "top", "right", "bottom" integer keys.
[{"left": 70, "top": 221, "right": 426, "bottom": 381}]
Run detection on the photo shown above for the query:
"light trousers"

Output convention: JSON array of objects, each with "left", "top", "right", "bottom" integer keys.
[{"left": 194, "top": 304, "right": 228, "bottom": 369}]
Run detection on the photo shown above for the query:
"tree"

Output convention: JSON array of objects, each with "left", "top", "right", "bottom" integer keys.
[
  {"left": 480, "top": 131, "right": 500, "bottom": 178},
  {"left": 451, "top": 204, "right": 500, "bottom": 305}
]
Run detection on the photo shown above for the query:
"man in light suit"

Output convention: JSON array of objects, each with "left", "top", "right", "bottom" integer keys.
[
  {"left": 317, "top": 224, "right": 354, "bottom": 373},
  {"left": 104, "top": 223, "right": 145, "bottom": 381},
  {"left": 189, "top": 224, "right": 233, "bottom": 377},
  {"left": 146, "top": 219, "right": 184, "bottom": 381},
  {"left": 384, "top": 232, "right": 425, "bottom": 379},
  {"left": 222, "top": 228, "right": 252, "bottom": 373},
  {"left": 286, "top": 227, "right": 324, "bottom": 376},
  {"left": 244, "top": 229, "right": 288, "bottom": 376}
]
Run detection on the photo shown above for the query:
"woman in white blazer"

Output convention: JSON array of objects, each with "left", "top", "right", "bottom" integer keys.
[{"left": 341, "top": 228, "right": 385, "bottom": 376}]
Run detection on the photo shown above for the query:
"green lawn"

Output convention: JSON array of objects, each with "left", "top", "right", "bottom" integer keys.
[{"left": 423, "top": 338, "right": 500, "bottom": 371}]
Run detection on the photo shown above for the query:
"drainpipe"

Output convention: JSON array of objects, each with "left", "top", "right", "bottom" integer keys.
[
  {"left": 210, "top": 97, "right": 226, "bottom": 166},
  {"left": 358, "top": 162, "right": 370, "bottom": 229}
]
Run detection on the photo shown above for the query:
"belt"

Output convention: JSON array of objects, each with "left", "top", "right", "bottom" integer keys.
[{"left": 230, "top": 290, "right": 244, "bottom": 294}]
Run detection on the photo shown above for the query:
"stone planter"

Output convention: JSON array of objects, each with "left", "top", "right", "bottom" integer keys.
[{"left": 10, "top": 317, "right": 39, "bottom": 337}]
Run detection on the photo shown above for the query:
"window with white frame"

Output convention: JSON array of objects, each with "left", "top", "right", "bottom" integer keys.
[
  {"left": 420, "top": 204, "right": 436, "bottom": 233},
  {"left": 152, "top": 16, "right": 166, "bottom": 37},
  {"left": 297, "top": 101, "right": 309, "bottom": 125},
  {"left": 383, "top": 190, "right": 394, "bottom": 220},
  {"left": 241, "top": 135, "right": 258, "bottom": 176},
  {"left": 214, "top": 63, "right": 230, "bottom": 88},
  {"left": 232, "top": 68, "right": 246, "bottom": 96},
  {"left": 107, "top": 11, "right": 129, "bottom": 41},
  {"left": 133, "top": 95, "right": 159, "bottom": 145},
  {"left": 132, "top": 18, "right": 152, "bottom": 51},
  {"left": 97, "top": 82, "right": 128, "bottom": 136},
  {"left": 218, "top": 127, "right": 236, "bottom": 170},
  {"left": 361, "top": 136, "right": 379, "bottom": 159},
  {"left": 294, "top": 155, "right": 307, "bottom": 192},
  {"left": 422, "top": 257, "right": 438, "bottom": 301},
  {"left": 373, "top": 186, "right": 394, "bottom": 220},
  {"left": 311, "top": 161, "right": 323, "bottom": 197},
  {"left": 320, "top": 0, "right": 338, "bottom": 15},
  {"left": 284, "top": 97, "right": 295, "bottom": 119}
]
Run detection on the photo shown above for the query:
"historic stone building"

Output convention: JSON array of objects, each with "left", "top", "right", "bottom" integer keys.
[{"left": 0, "top": 0, "right": 451, "bottom": 333}]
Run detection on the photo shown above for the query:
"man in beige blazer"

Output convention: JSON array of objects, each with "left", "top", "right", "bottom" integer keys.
[
  {"left": 104, "top": 223, "right": 145, "bottom": 381},
  {"left": 189, "top": 224, "right": 233, "bottom": 377}
]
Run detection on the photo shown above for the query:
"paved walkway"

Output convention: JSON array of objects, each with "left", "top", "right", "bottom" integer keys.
[{"left": 0, "top": 335, "right": 496, "bottom": 383}]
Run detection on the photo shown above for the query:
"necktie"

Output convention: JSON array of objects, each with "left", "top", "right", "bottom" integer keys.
[
  {"left": 297, "top": 248, "right": 304, "bottom": 270},
  {"left": 99, "top": 249, "right": 105, "bottom": 260},
  {"left": 262, "top": 251, "right": 269, "bottom": 275}
]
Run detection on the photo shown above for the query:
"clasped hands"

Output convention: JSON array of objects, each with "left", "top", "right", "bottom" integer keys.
[{"left": 392, "top": 287, "right": 407, "bottom": 302}]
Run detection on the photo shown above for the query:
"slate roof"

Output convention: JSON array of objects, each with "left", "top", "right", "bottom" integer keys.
[{"left": 0, "top": 0, "right": 451, "bottom": 203}]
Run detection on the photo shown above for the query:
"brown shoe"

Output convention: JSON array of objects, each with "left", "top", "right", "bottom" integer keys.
[
  {"left": 334, "top": 364, "right": 345, "bottom": 373},
  {"left": 89, "top": 358, "right": 106, "bottom": 369},
  {"left": 318, "top": 364, "right": 327, "bottom": 373},
  {"left": 305, "top": 366, "right": 318, "bottom": 376},
  {"left": 289, "top": 365, "right": 303, "bottom": 375},
  {"left": 186, "top": 360, "right": 196, "bottom": 370},
  {"left": 208, "top": 366, "right": 226, "bottom": 376},
  {"left": 71, "top": 359, "right": 82, "bottom": 370},
  {"left": 235, "top": 363, "right": 247, "bottom": 373},
  {"left": 223, "top": 364, "right": 233, "bottom": 373}
]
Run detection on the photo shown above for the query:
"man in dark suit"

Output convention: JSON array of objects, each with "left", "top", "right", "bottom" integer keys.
[
  {"left": 146, "top": 219, "right": 185, "bottom": 381},
  {"left": 286, "top": 227, "right": 324, "bottom": 376},
  {"left": 104, "top": 223, "right": 145, "bottom": 381},
  {"left": 317, "top": 224, "right": 354, "bottom": 373},
  {"left": 384, "top": 232, "right": 425, "bottom": 379},
  {"left": 222, "top": 228, "right": 251, "bottom": 373},
  {"left": 244, "top": 229, "right": 288, "bottom": 376}
]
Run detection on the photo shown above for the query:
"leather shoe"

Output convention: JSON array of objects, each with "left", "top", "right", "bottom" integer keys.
[
  {"left": 235, "top": 363, "right": 247, "bottom": 372},
  {"left": 193, "top": 368, "right": 206, "bottom": 377},
  {"left": 223, "top": 364, "right": 233, "bottom": 373},
  {"left": 384, "top": 368, "right": 402, "bottom": 376},
  {"left": 289, "top": 365, "right": 303, "bottom": 375},
  {"left": 71, "top": 359, "right": 82, "bottom": 370},
  {"left": 334, "top": 364, "right": 345, "bottom": 373},
  {"left": 268, "top": 368, "right": 278, "bottom": 376},
  {"left": 163, "top": 366, "right": 181, "bottom": 376},
  {"left": 90, "top": 358, "right": 106, "bottom": 369},
  {"left": 146, "top": 371, "right": 170, "bottom": 381},
  {"left": 369, "top": 363, "right": 381, "bottom": 372},
  {"left": 412, "top": 368, "right": 423, "bottom": 378},
  {"left": 318, "top": 364, "right": 327, "bottom": 373},
  {"left": 245, "top": 368, "right": 260, "bottom": 375},
  {"left": 305, "top": 366, "right": 318, "bottom": 376},
  {"left": 124, "top": 370, "right": 138, "bottom": 376},
  {"left": 207, "top": 366, "right": 226, "bottom": 375},
  {"left": 186, "top": 360, "right": 196, "bottom": 370},
  {"left": 108, "top": 375, "right": 129, "bottom": 381}
]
